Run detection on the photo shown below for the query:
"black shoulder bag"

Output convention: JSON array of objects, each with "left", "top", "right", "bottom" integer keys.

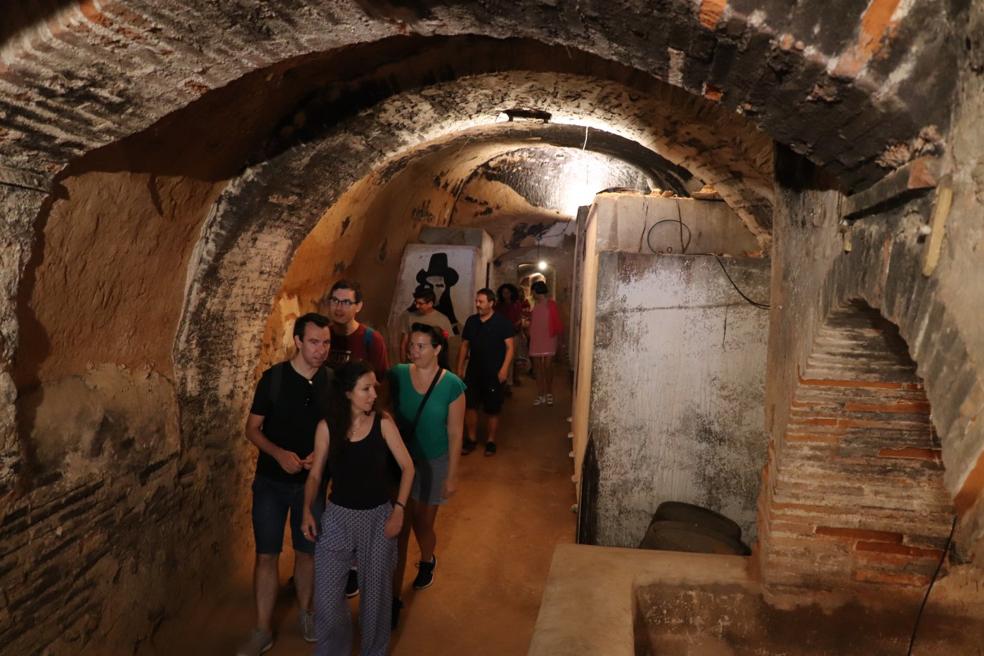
[
  {"left": 389, "top": 367, "right": 442, "bottom": 487},
  {"left": 407, "top": 367, "right": 443, "bottom": 441}
]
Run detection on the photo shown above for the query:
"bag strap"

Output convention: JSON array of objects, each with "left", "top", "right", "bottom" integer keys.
[
  {"left": 268, "top": 361, "right": 287, "bottom": 406},
  {"left": 409, "top": 367, "right": 443, "bottom": 434}
]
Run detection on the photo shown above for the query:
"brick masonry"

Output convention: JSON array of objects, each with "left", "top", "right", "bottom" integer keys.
[
  {"left": 760, "top": 301, "right": 954, "bottom": 591},
  {"left": 0, "top": 1, "right": 980, "bottom": 652}
]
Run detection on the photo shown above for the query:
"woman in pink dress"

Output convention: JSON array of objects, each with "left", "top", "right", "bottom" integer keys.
[{"left": 528, "top": 280, "right": 562, "bottom": 406}]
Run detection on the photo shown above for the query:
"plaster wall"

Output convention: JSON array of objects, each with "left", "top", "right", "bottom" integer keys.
[
  {"left": 593, "top": 194, "right": 763, "bottom": 257},
  {"left": 588, "top": 252, "right": 770, "bottom": 546}
]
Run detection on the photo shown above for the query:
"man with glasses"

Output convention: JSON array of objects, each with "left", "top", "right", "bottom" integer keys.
[
  {"left": 399, "top": 285, "right": 453, "bottom": 363},
  {"left": 325, "top": 280, "right": 389, "bottom": 380},
  {"left": 238, "top": 313, "right": 332, "bottom": 656}
]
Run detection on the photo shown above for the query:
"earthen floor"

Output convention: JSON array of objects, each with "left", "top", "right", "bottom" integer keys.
[{"left": 152, "top": 368, "right": 576, "bottom": 655}]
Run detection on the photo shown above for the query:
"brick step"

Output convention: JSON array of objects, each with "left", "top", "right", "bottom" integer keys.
[
  {"left": 770, "top": 477, "right": 952, "bottom": 509},
  {"left": 809, "top": 341, "right": 912, "bottom": 362},
  {"left": 805, "top": 353, "right": 916, "bottom": 374},
  {"left": 773, "top": 467, "right": 950, "bottom": 500},
  {"left": 792, "top": 387, "right": 930, "bottom": 406},
  {"left": 801, "top": 365, "right": 917, "bottom": 384},
  {"left": 806, "top": 344, "right": 913, "bottom": 363},
  {"left": 775, "top": 453, "right": 948, "bottom": 481},
  {"left": 785, "top": 425, "right": 932, "bottom": 442},
  {"left": 778, "top": 447, "right": 944, "bottom": 472},
  {"left": 790, "top": 385, "right": 932, "bottom": 410},
  {"left": 778, "top": 430, "right": 941, "bottom": 456},
  {"left": 786, "top": 415, "right": 931, "bottom": 431},
  {"left": 796, "top": 377, "right": 924, "bottom": 392}
]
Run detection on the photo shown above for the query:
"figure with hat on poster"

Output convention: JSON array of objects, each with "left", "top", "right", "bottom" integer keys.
[{"left": 414, "top": 253, "right": 461, "bottom": 336}]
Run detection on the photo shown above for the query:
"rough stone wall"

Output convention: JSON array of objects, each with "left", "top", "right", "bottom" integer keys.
[{"left": 589, "top": 252, "right": 770, "bottom": 546}]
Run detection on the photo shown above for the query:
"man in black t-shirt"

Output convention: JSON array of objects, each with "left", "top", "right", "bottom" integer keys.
[
  {"left": 237, "top": 313, "right": 331, "bottom": 656},
  {"left": 456, "top": 288, "right": 515, "bottom": 457}
]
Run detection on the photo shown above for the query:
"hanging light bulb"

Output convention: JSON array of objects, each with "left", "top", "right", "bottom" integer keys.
[{"left": 535, "top": 234, "right": 547, "bottom": 272}]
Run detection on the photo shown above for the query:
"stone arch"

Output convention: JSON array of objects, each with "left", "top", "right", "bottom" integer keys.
[
  {"left": 759, "top": 299, "right": 953, "bottom": 592},
  {"left": 0, "top": 1, "right": 956, "bottom": 187},
  {"left": 171, "top": 70, "right": 774, "bottom": 407}
]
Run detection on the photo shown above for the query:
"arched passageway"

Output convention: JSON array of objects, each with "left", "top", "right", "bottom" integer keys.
[{"left": 1, "top": 2, "right": 983, "bottom": 654}]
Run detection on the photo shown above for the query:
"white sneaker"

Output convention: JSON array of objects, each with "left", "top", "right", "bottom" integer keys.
[
  {"left": 546, "top": 394, "right": 554, "bottom": 406},
  {"left": 300, "top": 609, "right": 316, "bottom": 643},
  {"left": 533, "top": 396, "right": 545, "bottom": 406}
]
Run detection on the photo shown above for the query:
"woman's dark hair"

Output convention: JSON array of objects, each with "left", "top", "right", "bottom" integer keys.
[
  {"left": 410, "top": 322, "right": 450, "bottom": 369},
  {"left": 323, "top": 360, "right": 375, "bottom": 464},
  {"left": 497, "top": 283, "right": 519, "bottom": 305}
]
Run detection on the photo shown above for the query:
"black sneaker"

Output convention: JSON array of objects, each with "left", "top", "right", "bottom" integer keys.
[
  {"left": 461, "top": 438, "right": 477, "bottom": 455},
  {"left": 412, "top": 556, "right": 436, "bottom": 590},
  {"left": 391, "top": 597, "right": 403, "bottom": 630},
  {"left": 345, "top": 568, "right": 359, "bottom": 598}
]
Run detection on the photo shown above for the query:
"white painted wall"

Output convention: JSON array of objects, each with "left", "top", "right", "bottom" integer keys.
[{"left": 588, "top": 252, "right": 770, "bottom": 547}]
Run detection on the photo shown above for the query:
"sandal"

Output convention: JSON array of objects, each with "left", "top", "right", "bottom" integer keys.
[{"left": 484, "top": 442, "right": 497, "bottom": 457}]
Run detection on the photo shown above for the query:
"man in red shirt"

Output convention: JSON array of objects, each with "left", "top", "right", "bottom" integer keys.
[{"left": 325, "top": 280, "right": 389, "bottom": 379}]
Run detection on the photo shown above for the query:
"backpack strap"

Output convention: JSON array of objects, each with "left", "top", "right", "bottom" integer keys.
[
  {"left": 363, "top": 326, "right": 375, "bottom": 354},
  {"left": 268, "top": 361, "right": 287, "bottom": 407}
]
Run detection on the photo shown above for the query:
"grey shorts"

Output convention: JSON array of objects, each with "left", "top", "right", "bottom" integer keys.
[{"left": 411, "top": 454, "right": 449, "bottom": 506}]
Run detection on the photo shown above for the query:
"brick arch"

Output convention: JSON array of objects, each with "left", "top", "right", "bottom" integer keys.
[
  {"left": 759, "top": 299, "right": 954, "bottom": 592},
  {"left": 0, "top": 0, "right": 956, "bottom": 187},
  {"left": 2, "top": 0, "right": 961, "bottom": 430},
  {"left": 170, "top": 70, "right": 773, "bottom": 399}
]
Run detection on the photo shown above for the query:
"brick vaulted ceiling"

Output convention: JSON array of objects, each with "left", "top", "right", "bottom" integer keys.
[
  {"left": 0, "top": 0, "right": 964, "bottom": 495},
  {"left": 0, "top": 0, "right": 957, "bottom": 191}
]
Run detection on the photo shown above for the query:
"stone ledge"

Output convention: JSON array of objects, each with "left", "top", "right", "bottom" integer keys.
[{"left": 528, "top": 543, "right": 753, "bottom": 656}]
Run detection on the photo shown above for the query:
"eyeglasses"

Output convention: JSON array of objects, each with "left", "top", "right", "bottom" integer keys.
[{"left": 329, "top": 297, "right": 356, "bottom": 307}]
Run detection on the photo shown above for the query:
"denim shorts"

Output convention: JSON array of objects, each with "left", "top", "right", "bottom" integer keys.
[
  {"left": 410, "top": 454, "right": 449, "bottom": 506},
  {"left": 251, "top": 474, "right": 316, "bottom": 555}
]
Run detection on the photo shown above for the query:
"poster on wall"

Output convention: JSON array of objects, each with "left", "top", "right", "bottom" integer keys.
[{"left": 386, "top": 244, "right": 483, "bottom": 363}]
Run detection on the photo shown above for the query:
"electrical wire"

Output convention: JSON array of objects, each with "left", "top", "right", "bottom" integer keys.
[
  {"left": 646, "top": 219, "right": 691, "bottom": 255},
  {"left": 907, "top": 516, "right": 957, "bottom": 656},
  {"left": 713, "top": 256, "right": 771, "bottom": 310},
  {"left": 644, "top": 216, "right": 770, "bottom": 310}
]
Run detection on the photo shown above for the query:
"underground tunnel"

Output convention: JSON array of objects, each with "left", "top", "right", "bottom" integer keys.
[{"left": 2, "top": 1, "right": 984, "bottom": 654}]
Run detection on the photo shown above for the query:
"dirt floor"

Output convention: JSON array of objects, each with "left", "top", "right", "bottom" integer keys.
[{"left": 151, "top": 365, "right": 576, "bottom": 655}]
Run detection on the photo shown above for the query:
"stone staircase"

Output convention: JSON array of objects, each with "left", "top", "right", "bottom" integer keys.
[{"left": 759, "top": 301, "right": 954, "bottom": 591}]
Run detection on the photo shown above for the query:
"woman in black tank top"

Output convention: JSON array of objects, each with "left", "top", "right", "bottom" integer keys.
[{"left": 301, "top": 361, "right": 414, "bottom": 655}]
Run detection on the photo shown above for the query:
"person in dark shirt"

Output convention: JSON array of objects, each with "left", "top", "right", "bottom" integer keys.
[
  {"left": 301, "top": 361, "right": 414, "bottom": 656},
  {"left": 456, "top": 288, "right": 515, "bottom": 457},
  {"left": 238, "top": 313, "right": 332, "bottom": 656},
  {"left": 324, "top": 279, "right": 390, "bottom": 598}
]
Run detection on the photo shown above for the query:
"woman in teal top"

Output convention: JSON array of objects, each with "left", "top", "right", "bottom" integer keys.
[{"left": 389, "top": 323, "right": 466, "bottom": 625}]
